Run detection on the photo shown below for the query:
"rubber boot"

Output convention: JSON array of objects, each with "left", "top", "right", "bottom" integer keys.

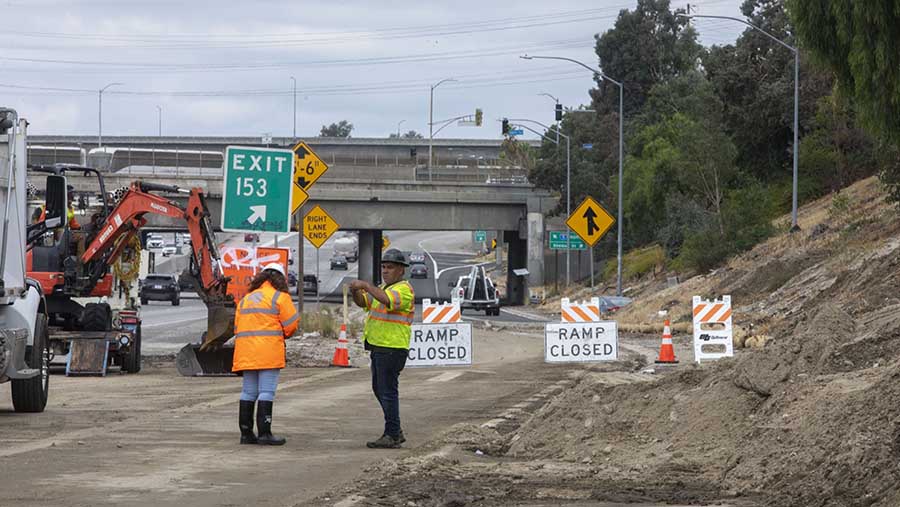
[
  {"left": 239, "top": 400, "right": 258, "bottom": 444},
  {"left": 256, "top": 400, "right": 286, "bottom": 446}
]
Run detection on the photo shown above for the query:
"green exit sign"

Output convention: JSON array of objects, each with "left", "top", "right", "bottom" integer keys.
[
  {"left": 549, "top": 231, "right": 587, "bottom": 250},
  {"left": 474, "top": 230, "right": 486, "bottom": 242},
  {"left": 221, "top": 146, "right": 295, "bottom": 234}
]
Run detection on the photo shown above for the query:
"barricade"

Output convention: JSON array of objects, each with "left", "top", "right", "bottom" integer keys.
[
  {"left": 421, "top": 298, "right": 461, "bottom": 324},
  {"left": 692, "top": 295, "right": 734, "bottom": 362},
  {"left": 561, "top": 297, "right": 601, "bottom": 323}
]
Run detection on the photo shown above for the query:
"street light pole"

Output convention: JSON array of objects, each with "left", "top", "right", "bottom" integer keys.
[
  {"left": 429, "top": 78, "right": 456, "bottom": 181},
  {"left": 98, "top": 82, "right": 123, "bottom": 148},
  {"left": 680, "top": 14, "right": 800, "bottom": 230},
  {"left": 290, "top": 76, "right": 297, "bottom": 139},
  {"left": 156, "top": 105, "right": 162, "bottom": 137},
  {"left": 521, "top": 55, "right": 624, "bottom": 295},
  {"left": 538, "top": 92, "right": 560, "bottom": 144},
  {"left": 397, "top": 119, "right": 405, "bottom": 138}
]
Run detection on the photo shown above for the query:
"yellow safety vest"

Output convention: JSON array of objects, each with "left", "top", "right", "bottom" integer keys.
[{"left": 363, "top": 280, "right": 414, "bottom": 350}]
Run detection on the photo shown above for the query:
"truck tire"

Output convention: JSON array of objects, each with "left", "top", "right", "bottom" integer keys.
[
  {"left": 121, "top": 324, "right": 142, "bottom": 374},
  {"left": 172, "top": 295, "right": 180, "bottom": 306},
  {"left": 81, "top": 303, "right": 111, "bottom": 331},
  {"left": 11, "top": 314, "right": 50, "bottom": 413}
]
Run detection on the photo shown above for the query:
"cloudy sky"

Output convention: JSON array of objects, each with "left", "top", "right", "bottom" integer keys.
[{"left": 1, "top": 0, "right": 744, "bottom": 139}]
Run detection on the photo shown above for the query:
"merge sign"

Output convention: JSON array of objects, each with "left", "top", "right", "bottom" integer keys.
[
  {"left": 407, "top": 323, "right": 473, "bottom": 367},
  {"left": 222, "top": 146, "right": 294, "bottom": 234},
  {"left": 544, "top": 321, "right": 618, "bottom": 363},
  {"left": 565, "top": 196, "right": 615, "bottom": 247}
]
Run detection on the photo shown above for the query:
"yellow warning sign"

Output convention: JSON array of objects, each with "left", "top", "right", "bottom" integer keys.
[
  {"left": 291, "top": 181, "right": 309, "bottom": 215},
  {"left": 382, "top": 235, "right": 390, "bottom": 251},
  {"left": 565, "top": 196, "right": 615, "bottom": 247},
  {"left": 303, "top": 205, "right": 340, "bottom": 249},
  {"left": 292, "top": 141, "right": 329, "bottom": 191}
]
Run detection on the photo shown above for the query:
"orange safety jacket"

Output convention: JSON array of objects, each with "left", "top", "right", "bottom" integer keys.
[{"left": 232, "top": 281, "right": 300, "bottom": 372}]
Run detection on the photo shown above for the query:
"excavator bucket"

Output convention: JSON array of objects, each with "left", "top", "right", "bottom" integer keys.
[{"left": 174, "top": 301, "right": 237, "bottom": 376}]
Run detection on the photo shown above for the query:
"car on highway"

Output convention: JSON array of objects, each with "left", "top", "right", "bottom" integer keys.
[
  {"left": 140, "top": 273, "right": 181, "bottom": 306},
  {"left": 161, "top": 244, "right": 176, "bottom": 257},
  {"left": 287, "top": 271, "right": 298, "bottom": 286},
  {"left": 244, "top": 233, "right": 259, "bottom": 243},
  {"left": 409, "top": 262, "right": 428, "bottom": 279},
  {"left": 450, "top": 265, "right": 500, "bottom": 315},
  {"left": 302, "top": 275, "right": 318, "bottom": 296},
  {"left": 409, "top": 252, "right": 426, "bottom": 264},
  {"left": 146, "top": 234, "right": 164, "bottom": 249},
  {"left": 330, "top": 255, "right": 348, "bottom": 270}
]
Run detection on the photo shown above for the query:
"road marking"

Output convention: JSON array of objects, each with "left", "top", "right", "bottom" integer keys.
[
  {"left": 142, "top": 316, "right": 207, "bottom": 328},
  {"left": 427, "top": 371, "right": 464, "bottom": 382}
]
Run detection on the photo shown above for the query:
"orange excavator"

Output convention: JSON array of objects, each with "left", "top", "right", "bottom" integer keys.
[{"left": 28, "top": 165, "right": 235, "bottom": 376}]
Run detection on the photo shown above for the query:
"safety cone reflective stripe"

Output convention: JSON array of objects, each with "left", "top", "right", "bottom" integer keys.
[
  {"left": 655, "top": 319, "right": 679, "bottom": 364},
  {"left": 331, "top": 324, "right": 350, "bottom": 367}
]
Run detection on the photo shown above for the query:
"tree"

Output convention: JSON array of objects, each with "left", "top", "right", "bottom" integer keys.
[
  {"left": 388, "top": 130, "right": 424, "bottom": 139},
  {"left": 319, "top": 120, "right": 353, "bottom": 137}
]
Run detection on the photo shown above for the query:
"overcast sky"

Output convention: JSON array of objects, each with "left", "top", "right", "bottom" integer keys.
[{"left": 1, "top": 0, "right": 745, "bottom": 139}]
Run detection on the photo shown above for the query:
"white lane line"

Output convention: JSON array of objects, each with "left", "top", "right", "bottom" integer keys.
[
  {"left": 142, "top": 315, "right": 207, "bottom": 328},
  {"left": 427, "top": 371, "right": 465, "bottom": 382}
]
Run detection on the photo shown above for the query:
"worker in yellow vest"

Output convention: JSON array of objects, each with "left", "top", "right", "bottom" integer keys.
[
  {"left": 232, "top": 263, "right": 300, "bottom": 445},
  {"left": 349, "top": 248, "right": 415, "bottom": 448}
]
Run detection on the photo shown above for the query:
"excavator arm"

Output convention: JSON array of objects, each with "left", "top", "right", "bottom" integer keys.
[{"left": 81, "top": 181, "right": 235, "bottom": 349}]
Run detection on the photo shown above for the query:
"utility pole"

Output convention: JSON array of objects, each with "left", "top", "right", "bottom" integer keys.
[
  {"left": 397, "top": 119, "right": 405, "bottom": 138},
  {"left": 290, "top": 76, "right": 297, "bottom": 138},
  {"left": 98, "top": 82, "right": 123, "bottom": 148},
  {"left": 156, "top": 105, "right": 162, "bottom": 137},
  {"left": 428, "top": 78, "right": 455, "bottom": 181}
]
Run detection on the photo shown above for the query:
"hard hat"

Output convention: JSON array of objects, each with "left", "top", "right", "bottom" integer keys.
[
  {"left": 262, "top": 263, "right": 286, "bottom": 277},
  {"left": 381, "top": 248, "right": 409, "bottom": 267}
]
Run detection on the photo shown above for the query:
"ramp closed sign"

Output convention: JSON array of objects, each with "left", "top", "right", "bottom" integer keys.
[
  {"left": 544, "top": 321, "right": 618, "bottom": 363},
  {"left": 408, "top": 323, "right": 472, "bottom": 367}
]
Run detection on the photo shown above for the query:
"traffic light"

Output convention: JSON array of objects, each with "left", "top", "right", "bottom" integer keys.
[
  {"left": 501, "top": 118, "right": 509, "bottom": 135},
  {"left": 475, "top": 108, "right": 483, "bottom": 126},
  {"left": 555, "top": 103, "right": 563, "bottom": 121}
]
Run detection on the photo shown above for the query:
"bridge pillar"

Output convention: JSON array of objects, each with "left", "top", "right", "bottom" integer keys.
[
  {"left": 358, "top": 229, "right": 382, "bottom": 285},
  {"left": 504, "top": 230, "right": 527, "bottom": 306},
  {"left": 526, "top": 211, "right": 544, "bottom": 288}
]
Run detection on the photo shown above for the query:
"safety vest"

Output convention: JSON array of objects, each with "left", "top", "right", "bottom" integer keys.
[
  {"left": 232, "top": 281, "right": 300, "bottom": 372},
  {"left": 363, "top": 280, "right": 414, "bottom": 350},
  {"left": 67, "top": 207, "right": 80, "bottom": 229}
]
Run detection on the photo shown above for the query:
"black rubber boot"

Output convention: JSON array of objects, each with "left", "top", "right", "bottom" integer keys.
[
  {"left": 256, "top": 400, "right": 286, "bottom": 446},
  {"left": 239, "top": 400, "right": 258, "bottom": 444}
]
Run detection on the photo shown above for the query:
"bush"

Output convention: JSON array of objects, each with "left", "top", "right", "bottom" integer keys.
[
  {"left": 299, "top": 308, "right": 338, "bottom": 339},
  {"left": 602, "top": 244, "right": 666, "bottom": 281}
]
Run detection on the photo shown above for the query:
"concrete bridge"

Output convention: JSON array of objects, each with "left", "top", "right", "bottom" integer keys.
[{"left": 33, "top": 172, "right": 557, "bottom": 305}]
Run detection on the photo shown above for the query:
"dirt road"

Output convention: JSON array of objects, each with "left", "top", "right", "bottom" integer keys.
[{"left": 1, "top": 325, "right": 575, "bottom": 506}]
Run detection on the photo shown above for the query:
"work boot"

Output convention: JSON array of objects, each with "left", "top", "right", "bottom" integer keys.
[
  {"left": 255, "top": 400, "right": 286, "bottom": 446},
  {"left": 398, "top": 429, "right": 406, "bottom": 444},
  {"left": 239, "top": 400, "right": 257, "bottom": 445},
  {"left": 366, "top": 434, "right": 401, "bottom": 449}
]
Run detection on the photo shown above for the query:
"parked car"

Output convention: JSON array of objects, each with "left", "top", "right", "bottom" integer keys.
[
  {"left": 302, "top": 275, "right": 318, "bottom": 296},
  {"left": 244, "top": 233, "right": 259, "bottom": 243},
  {"left": 140, "top": 273, "right": 181, "bottom": 306},
  {"left": 330, "top": 255, "right": 348, "bottom": 270},
  {"left": 161, "top": 244, "right": 176, "bottom": 257},
  {"left": 409, "top": 252, "right": 426, "bottom": 264},
  {"left": 409, "top": 262, "right": 428, "bottom": 279},
  {"left": 146, "top": 234, "right": 164, "bottom": 249}
]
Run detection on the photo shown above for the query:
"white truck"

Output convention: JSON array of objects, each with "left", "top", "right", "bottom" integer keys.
[
  {"left": 450, "top": 264, "right": 501, "bottom": 316},
  {"left": 0, "top": 108, "right": 51, "bottom": 412},
  {"left": 333, "top": 234, "right": 358, "bottom": 262}
]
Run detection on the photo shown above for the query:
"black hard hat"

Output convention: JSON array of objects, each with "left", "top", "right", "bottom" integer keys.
[{"left": 381, "top": 248, "right": 409, "bottom": 267}]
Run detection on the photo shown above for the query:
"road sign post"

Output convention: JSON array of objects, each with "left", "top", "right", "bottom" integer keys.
[{"left": 222, "top": 146, "right": 295, "bottom": 234}]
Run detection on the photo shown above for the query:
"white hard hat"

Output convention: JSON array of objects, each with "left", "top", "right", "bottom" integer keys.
[{"left": 262, "top": 263, "right": 286, "bottom": 277}]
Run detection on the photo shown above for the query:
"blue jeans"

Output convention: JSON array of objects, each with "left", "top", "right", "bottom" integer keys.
[
  {"left": 370, "top": 351, "right": 407, "bottom": 437},
  {"left": 240, "top": 369, "right": 281, "bottom": 402}
]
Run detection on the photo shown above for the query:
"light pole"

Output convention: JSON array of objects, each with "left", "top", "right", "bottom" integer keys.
[
  {"left": 521, "top": 55, "right": 625, "bottom": 296},
  {"left": 397, "top": 119, "right": 405, "bottom": 138},
  {"left": 156, "top": 105, "right": 162, "bottom": 137},
  {"left": 680, "top": 14, "right": 800, "bottom": 230},
  {"left": 509, "top": 118, "right": 572, "bottom": 286},
  {"left": 290, "top": 76, "right": 297, "bottom": 138},
  {"left": 98, "top": 82, "right": 123, "bottom": 148},
  {"left": 429, "top": 77, "right": 456, "bottom": 180},
  {"left": 538, "top": 92, "right": 560, "bottom": 144}
]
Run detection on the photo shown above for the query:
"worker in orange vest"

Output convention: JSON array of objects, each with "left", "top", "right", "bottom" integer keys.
[{"left": 232, "top": 263, "right": 300, "bottom": 445}]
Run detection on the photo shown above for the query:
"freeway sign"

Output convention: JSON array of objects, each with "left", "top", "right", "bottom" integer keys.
[
  {"left": 292, "top": 141, "right": 329, "bottom": 191},
  {"left": 549, "top": 231, "right": 587, "bottom": 250},
  {"left": 509, "top": 129, "right": 524, "bottom": 136},
  {"left": 565, "top": 196, "right": 615, "bottom": 247},
  {"left": 222, "top": 146, "right": 294, "bottom": 234},
  {"left": 303, "top": 205, "right": 340, "bottom": 248},
  {"left": 474, "top": 230, "right": 486, "bottom": 242}
]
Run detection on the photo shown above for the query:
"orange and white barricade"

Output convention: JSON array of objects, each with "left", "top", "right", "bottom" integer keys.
[
  {"left": 692, "top": 295, "right": 733, "bottom": 362},
  {"left": 561, "top": 297, "right": 601, "bottom": 323},
  {"left": 421, "top": 298, "right": 461, "bottom": 324}
]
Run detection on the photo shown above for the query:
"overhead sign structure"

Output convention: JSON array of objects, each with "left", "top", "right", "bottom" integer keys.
[
  {"left": 474, "top": 230, "right": 486, "bottom": 242},
  {"left": 565, "top": 196, "right": 615, "bottom": 247},
  {"left": 549, "top": 231, "right": 587, "bottom": 250},
  {"left": 408, "top": 323, "right": 473, "bottom": 367},
  {"left": 303, "top": 205, "right": 340, "bottom": 248},
  {"left": 544, "top": 321, "right": 618, "bottom": 363},
  {"left": 222, "top": 146, "right": 295, "bottom": 234}
]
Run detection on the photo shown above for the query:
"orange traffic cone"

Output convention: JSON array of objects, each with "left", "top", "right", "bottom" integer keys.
[
  {"left": 331, "top": 324, "right": 350, "bottom": 367},
  {"left": 655, "top": 319, "right": 679, "bottom": 364}
]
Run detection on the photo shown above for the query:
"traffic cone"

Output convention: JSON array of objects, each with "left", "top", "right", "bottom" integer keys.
[
  {"left": 655, "top": 319, "right": 679, "bottom": 364},
  {"left": 331, "top": 324, "right": 350, "bottom": 367}
]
